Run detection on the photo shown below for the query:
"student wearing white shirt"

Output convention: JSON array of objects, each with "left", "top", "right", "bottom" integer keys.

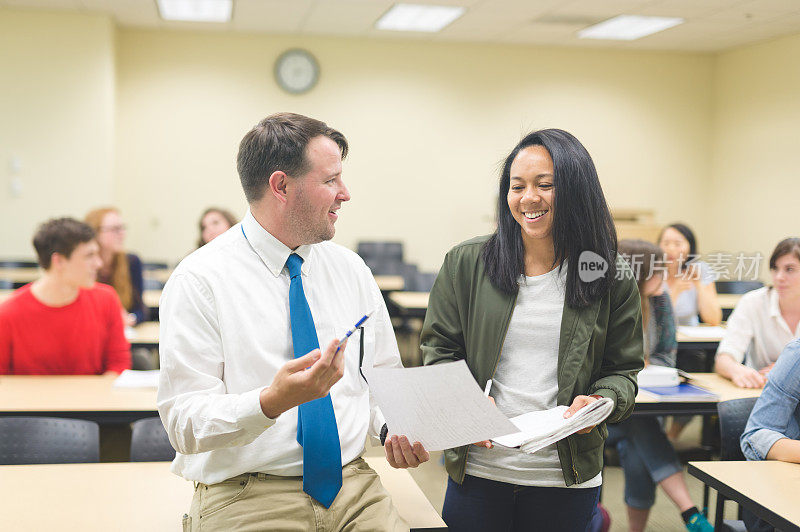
[
  {"left": 158, "top": 113, "right": 428, "bottom": 531},
  {"left": 715, "top": 237, "right": 800, "bottom": 388}
]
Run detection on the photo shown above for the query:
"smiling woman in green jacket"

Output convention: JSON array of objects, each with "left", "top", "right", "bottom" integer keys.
[{"left": 421, "top": 128, "right": 645, "bottom": 532}]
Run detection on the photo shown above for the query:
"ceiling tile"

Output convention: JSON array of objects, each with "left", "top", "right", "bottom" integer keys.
[
  {"left": 544, "top": 0, "right": 655, "bottom": 19},
  {"left": 437, "top": 0, "right": 563, "bottom": 39},
  {"left": 3, "top": 0, "right": 80, "bottom": 9},
  {"left": 703, "top": 0, "right": 800, "bottom": 23},
  {"left": 231, "top": 0, "right": 314, "bottom": 33},
  {"left": 303, "top": 0, "right": 392, "bottom": 36},
  {"left": 635, "top": 0, "right": 749, "bottom": 19}
]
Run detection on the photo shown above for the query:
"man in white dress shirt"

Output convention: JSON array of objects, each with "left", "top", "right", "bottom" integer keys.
[{"left": 158, "top": 113, "right": 428, "bottom": 531}]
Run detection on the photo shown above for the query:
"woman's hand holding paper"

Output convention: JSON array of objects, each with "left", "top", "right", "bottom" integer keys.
[{"left": 563, "top": 395, "right": 600, "bottom": 434}]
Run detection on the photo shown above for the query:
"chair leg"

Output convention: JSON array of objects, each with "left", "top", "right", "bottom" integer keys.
[
  {"left": 715, "top": 492, "right": 726, "bottom": 531},
  {"left": 702, "top": 484, "right": 710, "bottom": 516}
]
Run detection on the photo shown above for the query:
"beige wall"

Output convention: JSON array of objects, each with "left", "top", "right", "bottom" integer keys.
[
  {"left": 0, "top": 9, "right": 115, "bottom": 258},
  {"left": 115, "top": 29, "right": 714, "bottom": 270},
  {"left": 709, "top": 33, "right": 800, "bottom": 279}
]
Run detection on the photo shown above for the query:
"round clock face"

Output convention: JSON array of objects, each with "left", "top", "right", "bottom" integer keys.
[{"left": 274, "top": 49, "right": 319, "bottom": 94}]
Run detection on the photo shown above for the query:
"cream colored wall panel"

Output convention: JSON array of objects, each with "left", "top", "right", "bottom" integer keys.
[
  {"left": 0, "top": 9, "right": 115, "bottom": 258},
  {"left": 114, "top": 30, "right": 713, "bottom": 269},
  {"left": 709, "top": 32, "right": 800, "bottom": 271}
]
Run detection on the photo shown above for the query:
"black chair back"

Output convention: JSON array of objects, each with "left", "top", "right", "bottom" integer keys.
[
  {"left": 130, "top": 417, "right": 176, "bottom": 462},
  {"left": 0, "top": 417, "right": 99, "bottom": 464},
  {"left": 143, "top": 278, "right": 164, "bottom": 291},
  {"left": 357, "top": 242, "right": 404, "bottom": 262},
  {"left": 365, "top": 258, "right": 406, "bottom": 276},
  {"left": 717, "top": 398, "right": 759, "bottom": 461},
  {"left": 715, "top": 281, "right": 764, "bottom": 294},
  {"left": 406, "top": 272, "right": 437, "bottom": 293},
  {"left": 142, "top": 262, "right": 169, "bottom": 271},
  {"left": 0, "top": 260, "right": 38, "bottom": 268}
]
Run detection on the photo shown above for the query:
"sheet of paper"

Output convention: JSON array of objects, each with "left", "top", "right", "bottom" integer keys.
[
  {"left": 113, "top": 369, "right": 160, "bottom": 388},
  {"left": 677, "top": 325, "right": 726, "bottom": 339},
  {"left": 364, "top": 361, "right": 518, "bottom": 452}
]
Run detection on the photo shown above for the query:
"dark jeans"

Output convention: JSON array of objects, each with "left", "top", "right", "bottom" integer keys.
[{"left": 442, "top": 474, "right": 600, "bottom": 532}]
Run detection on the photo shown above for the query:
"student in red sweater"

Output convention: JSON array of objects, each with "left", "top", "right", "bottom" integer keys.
[{"left": 0, "top": 217, "right": 131, "bottom": 375}]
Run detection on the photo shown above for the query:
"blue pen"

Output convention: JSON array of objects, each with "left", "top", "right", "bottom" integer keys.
[{"left": 336, "top": 310, "right": 374, "bottom": 353}]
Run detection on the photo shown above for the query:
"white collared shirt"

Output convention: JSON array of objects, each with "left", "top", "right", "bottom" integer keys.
[
  {"left": 157, "top": 210, "right": 402, "bottom": 484},
  {"left": 716, "top": 286, "right": 800, "bottom": 369}
]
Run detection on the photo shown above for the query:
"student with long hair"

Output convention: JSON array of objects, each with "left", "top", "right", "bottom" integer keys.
[
  {"left": 85, "top": 207, "right": 147, "bottom": 326},
  {"left": 715, "top": 237, "right": 800, "bottom": 388},
  {"left": 603, "top": 240, "right": 713, "bottom": 532},
  {"left": 421, "top": 129, "right": 644, "bottom": 531},
  {"left": 196, "top": 207, "right": 237, "bottom": 248},
  {"left": 658, "top": 223, "right": 722, "bottom": 326}
]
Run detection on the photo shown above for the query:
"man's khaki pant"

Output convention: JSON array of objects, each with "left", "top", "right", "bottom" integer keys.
[{"left": 183, "top": 458, "right": 409, "bottom": 532}]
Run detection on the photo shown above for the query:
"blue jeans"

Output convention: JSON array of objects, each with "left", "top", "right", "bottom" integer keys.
[
  {"left": 442, "top": 474, "right": 600, "bottom": 532},
  {"left": 607, "top": 417, "right": 683, "bottom": 509}
]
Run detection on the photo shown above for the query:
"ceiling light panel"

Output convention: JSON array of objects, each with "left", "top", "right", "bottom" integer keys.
[
  {"left": 376, "top": 3, "right": 466, "bottom": 32},
  {"left": 157, "top": 0, "right": 232, "bottom": 23},
  {"left": 578, "top": 15, "right": 683, "bottom": 40}
]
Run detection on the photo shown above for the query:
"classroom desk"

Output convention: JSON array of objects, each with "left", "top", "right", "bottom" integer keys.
[
  {"left": 633, "top": 373, "right": 761, "bottom": 416},
  {"left": 0, "top": 459, "right": 446, "bottom": 531},
  {"left": 143, "top": 289, "right": 161, "bottom": 309},
  {"left": 0, "top": 374, "right": 157, "bottom": 425},
  {"left": 389, "top": 291, "right": 429, "bottom": 319},
  {"left": 0, "top": 266, "right": 40, "bottom": 285},
  {"left": 375, "top": 274, "right": 405, "bottom": 292},
  {"left": 717, "top": 293, "right": 742, "bottom": 310},
  {"left": 688, "top": 461, "right": 800, "bottom": 532},
  {"left": 127, "top": 321, "right": 160, "bottom": 348}
]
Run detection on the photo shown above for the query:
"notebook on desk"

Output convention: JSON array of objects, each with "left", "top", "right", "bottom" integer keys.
[{"left": 640, "top": 383, "right": 719, "bottom": 402}]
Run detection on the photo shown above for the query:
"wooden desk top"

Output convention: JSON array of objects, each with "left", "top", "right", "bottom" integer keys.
[
  {"left": 0, "top": 267, "right": 39, "bottom": 283},
  {"left": 717, "top": 293, "right": 742, "bottom": 310},
  {"left": 0, "top": 459, "right": 445, "bottom": 531},
  {"left": 689, "top": 461, "right": 800, "bottom": 530},
  {"left": 0, "top": 375, "right": 157, "bottom": 413},
  {"left": 635, "top": 373, "right": 761, "bottom": 404},
  {"left": 143, "top": 289, "right": 161, "bottom": 308},
  {"left": 375, "top": 275, "right": 405, "bottom": 292},
  {"left": 127, "top": 321, "right": 160, "bottom": 346},
  {"left": 676, "top": 325, "right": 726, "bottom": 343},
  {"left": 389, "top": 291, "right": 429, "bottom": 310}
]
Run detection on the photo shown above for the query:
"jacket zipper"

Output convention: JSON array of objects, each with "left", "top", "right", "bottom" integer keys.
[
  {"left": 460, "top": 290, "right": 519, "bottom": 483},
  {"left": 567, "top": 434, "right": 580, "bottom": 484}
]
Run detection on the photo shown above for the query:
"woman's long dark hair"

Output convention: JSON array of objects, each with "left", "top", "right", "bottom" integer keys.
[{"left": 482, "top": 129, "right": 617, "bottom": 308}]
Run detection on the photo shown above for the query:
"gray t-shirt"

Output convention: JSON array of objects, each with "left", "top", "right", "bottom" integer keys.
[{"left": 465, "top": 265, "right": 601, "bottom": 488}]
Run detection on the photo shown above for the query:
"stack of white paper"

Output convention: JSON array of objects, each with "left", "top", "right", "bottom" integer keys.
[
  {"left": 113, "top": 369, "right": 160, "bottom": 388},
  {"left": 491, "top": 397, "right": 615, "bottom": 454},
  {"left": 637, "top": 365, "right": 680, "bottom": 388}
]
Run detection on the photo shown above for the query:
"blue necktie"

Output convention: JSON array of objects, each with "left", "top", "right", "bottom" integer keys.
[{"left": 285, "top": 253, "right": 342, "bottom": 508}]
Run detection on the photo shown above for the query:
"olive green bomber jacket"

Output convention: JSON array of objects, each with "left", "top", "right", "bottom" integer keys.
[{"left": 420, "top": 236, "right": 645, "bottom": 486}]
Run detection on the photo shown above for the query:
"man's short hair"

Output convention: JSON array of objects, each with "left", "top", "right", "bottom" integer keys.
[
  {"left": 237, "top": 112, "right": 349, "bottom": 203},
  {"left": 32, "top": 217, "right": 96, "bottom": 270}
]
